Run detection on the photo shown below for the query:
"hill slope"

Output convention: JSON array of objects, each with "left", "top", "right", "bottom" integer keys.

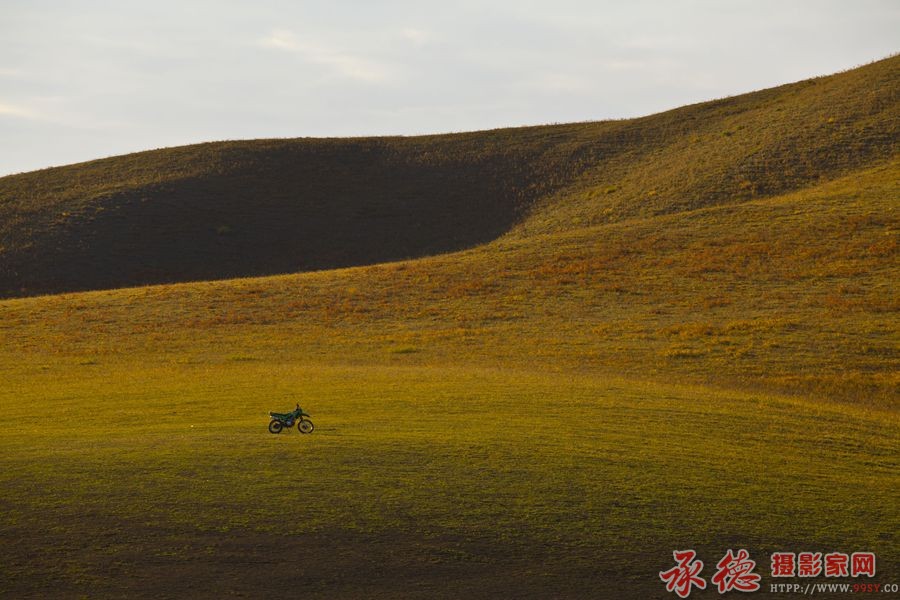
[
  {"left": 0, "top": 55, "right": 897, "bottom": 298},
  {"left": 2, "top": 155, "right": 896, "bottom": 404}
]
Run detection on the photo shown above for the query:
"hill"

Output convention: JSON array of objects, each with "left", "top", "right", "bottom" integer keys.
[
  {"left": 2, "top": 155, "right": 896, "bottom": 405},
  {"left": 0, "top": 55, "right": 897, "bottom": 298}
]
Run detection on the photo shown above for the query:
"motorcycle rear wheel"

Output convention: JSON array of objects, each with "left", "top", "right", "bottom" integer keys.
[
  {"left": 268, "top": 420, "right": 284, "bottom": 434},
  {"left": 298, "top": 419, "right": 314, "bottom": 434}
]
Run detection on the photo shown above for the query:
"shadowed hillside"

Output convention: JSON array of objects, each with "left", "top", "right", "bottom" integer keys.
[
  {"left": 0, "top": 135, "right": 565, "bottom": 297},
  {"left": 0, "top": 55, "right": 897, "bottom": 298}
]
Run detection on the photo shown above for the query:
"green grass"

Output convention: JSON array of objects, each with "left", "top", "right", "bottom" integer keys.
[{"left": 1, "top": 360, "right": 897, "bottom": 598}]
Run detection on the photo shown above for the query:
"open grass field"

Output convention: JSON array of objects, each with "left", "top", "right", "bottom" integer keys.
[
  {"left": 1, "top": 361, "right": 897, "bottom": 598},
  {"left": 0, "top": 57, "right": 898, "bottom": 598}
]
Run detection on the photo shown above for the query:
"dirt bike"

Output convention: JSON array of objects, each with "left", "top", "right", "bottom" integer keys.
[{"left": 268, "top": 404, "right": 314, "bottom": 434}]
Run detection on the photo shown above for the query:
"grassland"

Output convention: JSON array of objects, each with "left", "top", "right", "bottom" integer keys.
[
  {"left": 1, "top": 362, "right": 897, "bottom": 598},
  {"left": 0, "top": 57, "right": 898, "bottom": 598}
]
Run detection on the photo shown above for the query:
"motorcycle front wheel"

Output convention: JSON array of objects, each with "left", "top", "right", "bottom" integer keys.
[
  {"left": 268, "top": 420, "right": 284, "bottom": 434},
  {"left": 298, "top": 419, "right": 314, "bottom": 434}
]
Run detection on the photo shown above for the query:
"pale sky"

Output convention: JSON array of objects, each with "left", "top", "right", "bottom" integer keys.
[{"left": 1, "top": 0, "right": 897, "bottom": 176}]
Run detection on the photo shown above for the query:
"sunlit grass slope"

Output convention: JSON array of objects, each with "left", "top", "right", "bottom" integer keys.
[{"left": 0, "top": 55, "right": 897, "bottom": 297}]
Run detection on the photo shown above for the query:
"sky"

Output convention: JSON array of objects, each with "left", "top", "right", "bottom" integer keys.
[{"left": 1, "top": 0, "right": 897, "bottom": 176}]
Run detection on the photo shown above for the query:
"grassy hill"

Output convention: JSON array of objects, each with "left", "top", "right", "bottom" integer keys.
[
  {"left": 1, "top": 55, "right": 896, "bottom": 298},
  {"left": 0, "top": 56, "right": 898, "bottom": 598}
]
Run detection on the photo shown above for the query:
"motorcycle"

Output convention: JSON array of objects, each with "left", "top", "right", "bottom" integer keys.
[{"left": 268, "top": 404, "right": 314, "bottom": 434}]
